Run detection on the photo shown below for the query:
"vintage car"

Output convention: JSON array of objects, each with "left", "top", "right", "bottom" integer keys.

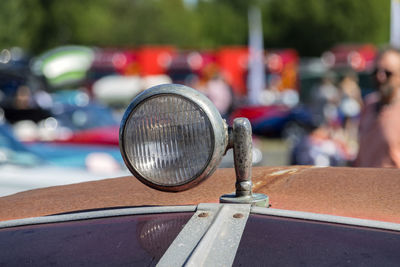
[
  {"left": 229, "top": 104, "right": 315, "bottom": 143},
  {"left": 0, "top": 84, "right": 399, "bottom": 266},
  {"left": 0, "top": 123, "right": 128, "bottom": 197}
]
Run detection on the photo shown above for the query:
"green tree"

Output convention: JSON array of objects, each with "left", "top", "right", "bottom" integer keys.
[
  {"left": 194, "top": 0, "right": 248, "bottom": 48},
  {"left": 0, "top": 0, "right": 392, "bottom": 56},
  {"left": 262, "top": 0, "right": 390, "bottom": 56},
  {"left": 0, "top": 0, "right": 44, "bottom": 52}
]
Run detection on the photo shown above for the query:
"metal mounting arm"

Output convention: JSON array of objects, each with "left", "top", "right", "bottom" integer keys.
[{"left": 220, "top": 118, "right": 269, "bottom": 207}]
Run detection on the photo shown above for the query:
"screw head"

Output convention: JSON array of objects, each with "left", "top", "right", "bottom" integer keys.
[{"left": 233, "top": 213, "right": 244, "bottom": 219}]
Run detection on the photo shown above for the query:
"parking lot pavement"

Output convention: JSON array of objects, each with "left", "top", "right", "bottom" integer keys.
[
  {"left": 257, "top": 138, "right": 290, "bottom": 166},
  {"left": 220, "top": 137, "right": 290, "bottom": 168}
]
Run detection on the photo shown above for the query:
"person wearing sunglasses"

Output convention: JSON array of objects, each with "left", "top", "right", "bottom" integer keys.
[{"left": 355, "top": 47, "right": 400, "bottom": 167}]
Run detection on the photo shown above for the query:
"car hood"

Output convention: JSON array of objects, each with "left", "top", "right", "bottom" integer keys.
[{"left": 0, "top": 166, "right": 399, "bottom": 223}]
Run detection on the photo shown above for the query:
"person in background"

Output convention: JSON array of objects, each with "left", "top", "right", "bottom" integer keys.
[
  {"left": 206, "top": 74, "right": 234, "bottom": 119},
  {"left": 192, "top": 64, "right": 235, "bottom": 119},
  {"left": 354, "top": 47, "right": 400, "bottom": 167},
  {"left": 310, "top": 71, "right": 341, "bottom": 126},
  {"left": 337, "top": 71, "right": 363, "bottom": 160}
]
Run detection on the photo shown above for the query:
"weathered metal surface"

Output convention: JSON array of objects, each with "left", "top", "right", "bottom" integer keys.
[
  {"left": 220, "top": 192, "right": 269, "bottom": 207},
  {"left": 1, "top": 166, "right": 400, "bottom": 223},
  {"left": 220, "top": 118, "right": 269, "bottom": 207},
  {"left": 232, "top": 118, "right": 253, "bottom": 197}
]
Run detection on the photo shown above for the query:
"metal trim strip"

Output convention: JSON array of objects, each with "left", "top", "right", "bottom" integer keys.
[
  {"left": 158, "top": 203, "right": 251, "bottom": 267},
  {"left": 0, "top": 205, "right": 197, "bottom": 229},
  {"left": 251, "top": 207, "right": 400, "bottom": 231}
]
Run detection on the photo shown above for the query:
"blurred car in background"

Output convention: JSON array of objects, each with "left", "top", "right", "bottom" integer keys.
[
  {"left": 0, "top": 123, "right": 127, "bottom": 197},
  {"left": 10, "top": 89, "right": 121, "bottom": 144},
  {"left": 321, "top": 43, "right": 377, "bottom": 96},
  {"left": 230, "top": 104, "right": 315, "bottom": 142},
  {"left": 216, "top": 47, "right": 300, "bottom": 98},
  {"left": 322, "top": 43, "right": 376, "bottom": 72},
  {"left": 166, "top": 50, "right": 216, "bottom": 84},
  {"left": 87, "top": 48, "right": 138, "bottom": 80},
  {"left": 299, "top": 43, "right": 377, "bottom": 106},
  {"left": 51, "top": 91, "right": 118, "bottom": 132},
  {"left": 31, "top": 45, "right": 95, "bottom": 90},
  {"left": 0, "top": 44, "right": 374, "bottom": 171},
  {"left": 0, "top": 49, "right": 52, "bottom": 124}
]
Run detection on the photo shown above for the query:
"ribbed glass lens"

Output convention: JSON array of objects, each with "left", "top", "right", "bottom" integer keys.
[{"left": 123, "top": 95, "right": 214, "bottom": 186}]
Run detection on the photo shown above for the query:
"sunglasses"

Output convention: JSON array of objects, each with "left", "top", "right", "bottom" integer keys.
[{"left": 373, "top": 68, "right": 394, "bottom": 78}]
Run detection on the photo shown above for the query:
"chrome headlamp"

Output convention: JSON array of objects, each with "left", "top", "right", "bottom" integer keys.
[
  {"left": 120, "top": 83, "right": 268, "bottom": 206},
  {"left": 119, "top": 84, "right": 228, "bottom": 192}
]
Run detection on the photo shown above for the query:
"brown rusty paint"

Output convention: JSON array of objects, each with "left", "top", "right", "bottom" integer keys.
[
  {"left": 252, "top": 167, "right": 310, "bottom": 191},
  {"left": 0, "top": 166, "right": 400, "bottom": 223}
]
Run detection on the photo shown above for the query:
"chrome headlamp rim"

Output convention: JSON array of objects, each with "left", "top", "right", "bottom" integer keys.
[{"left": 119, "top": 83, "right": 228, "bottom": 192}]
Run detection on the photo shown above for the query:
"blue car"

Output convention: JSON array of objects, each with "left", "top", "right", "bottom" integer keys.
[{"left": 0, "top": 124, "right": 128, "bottom": 197}]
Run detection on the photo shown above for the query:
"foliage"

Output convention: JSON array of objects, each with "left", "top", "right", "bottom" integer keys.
[
  {"left": 0, "top": 0, "right": 391, "bottom": 56},
  {"left": 0, "top": 0, "right": 44, "bottom": 50},
  {"left": 262, "top": 0, "right": 390, "bottom": 56}
]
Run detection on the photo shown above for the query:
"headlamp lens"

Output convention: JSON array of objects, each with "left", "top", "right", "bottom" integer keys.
[{"left": 123, "top": 94, "right": 214, "bottom": 186}]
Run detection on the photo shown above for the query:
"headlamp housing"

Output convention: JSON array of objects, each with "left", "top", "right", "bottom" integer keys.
[{"left": 119, "top": 84, "right": 228, "bottom": 192}]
